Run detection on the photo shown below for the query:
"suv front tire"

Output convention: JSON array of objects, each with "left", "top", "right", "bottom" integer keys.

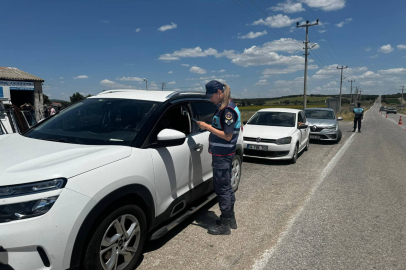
[{"left": 83, "top": 204, "right": 147, "bottom": 270}]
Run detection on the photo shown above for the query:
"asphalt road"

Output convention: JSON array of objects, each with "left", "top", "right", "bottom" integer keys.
[
  {"left": 136, "top": 113, "right": 359, "bottom": 269},
  {"left": 260, "top": 101, "right": 406, "bottom": 270}
]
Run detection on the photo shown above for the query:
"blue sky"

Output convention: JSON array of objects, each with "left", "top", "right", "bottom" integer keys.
[{"left": 1, "top": 0, "right": 406, "bottom": 100}]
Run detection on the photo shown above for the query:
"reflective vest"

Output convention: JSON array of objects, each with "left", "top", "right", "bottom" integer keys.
[
  {"left": 354, "top": 107, "right": 364, "bottom": 117},
  {"left": 209, "top": 100, "right": 241, "bottom": 156}
]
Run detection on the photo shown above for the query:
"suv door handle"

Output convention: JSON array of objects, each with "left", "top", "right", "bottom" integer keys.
[{"left": 194, "top": 143, "right": 203, "bottom": 151}]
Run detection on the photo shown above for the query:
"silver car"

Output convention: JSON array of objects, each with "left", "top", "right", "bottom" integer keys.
[{"left": 304, "top": 108, "right": 343, "bottom": 143}]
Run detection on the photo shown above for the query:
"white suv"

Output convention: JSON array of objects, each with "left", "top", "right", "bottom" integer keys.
[{"left": 0, "top": 90, "right": 243, "bottom": 270}]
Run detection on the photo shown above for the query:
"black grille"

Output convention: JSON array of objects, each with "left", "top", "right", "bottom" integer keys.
[
  {"left": 243, "top": 137, "right": 277, "bottom": 143},
  {"left": 311, "top": 127, "right": 324, "bottom": 132},
  {"left": 244, "top": 149, "right": 289, "bottom": 158}
]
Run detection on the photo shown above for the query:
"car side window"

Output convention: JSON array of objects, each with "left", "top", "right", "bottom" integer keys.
[
  {"left": 301, "top": 112, "right": 307, "bottom": 123},
  {"left": 298, "top": 112, "right": 304, "bottom": 126},
  {"left": 191, "top": 101, "right": 217, "bottom": 132},
  {"left": 145, "top": 104, "right": 191, "bottom": 147}
]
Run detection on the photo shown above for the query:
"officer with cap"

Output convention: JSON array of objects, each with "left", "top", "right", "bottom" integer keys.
[
  {"left": 353, "top": 102, "right": 364, "bottom": 132},
  {"left": 196, "top": 80, "right": 241, "bottom": 235}
]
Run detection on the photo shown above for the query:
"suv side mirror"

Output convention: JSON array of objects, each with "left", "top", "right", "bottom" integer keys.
[
  {"left": 243, "top": 121, "right": 247, "bottom": 125},
  {"left": 298, "top": 124, "right": 308, "bottom": 129},
  {"left": 337, "top": 117, "right": 343, "bottom": 121},
  {"left": 157, "top": 129, "right": 186, "bottom": 147}
]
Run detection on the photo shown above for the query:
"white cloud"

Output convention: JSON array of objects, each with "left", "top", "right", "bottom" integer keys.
[
  {"left": 319, "top": 39, "right": 326, "bottom": 42},
  {"left": 159, "top": 46, "right": 219, "bottom": 61},
  {"left": 364, "top": 47, "right": 372, "bottom": 52},
  {"left": 168, "top": 81, "right": 176, "bottom": 85},
  {"left": 136, "top": 28, "right": 141, "bottom": 32},
  {"left": 158, "top": 22, "right": 177, "bottom": 32},
  {"left": 270, "top": 0, "right": 305, "bottom": 13},
  {"left": 181, "top": 64, "right": 190, "bottom": 67},
  {"left": 397, "top": 44, "right": 406, "bottom": 50},
  {"left": 254, "top": 79, "right": 269, "bottom": 86},
  {"left": 370, "top": 54, "right": 379, "bottom": 59},
  {"left": 312, "top": 65, "right": 368, "bottom": 80},
  {"left": 335, "top": 18, "right": 352, "bottom": 27},
  {"left": 223, "top": 44, "right": 308, "bottom": 67},
  {"left": 251, "top": 14, "right": 302, "bottom": 28},
  {"left": 238, "top": 30, "right": 267, "bottom": 39},
  {"left": 59, "top": 77, "right": 64, "bottom": 79},
  {"left": 168, "top": 71, "right": 173, "bottom": 74},
  {"left": 318, "top": 30, "right": 327, "bottom": 33},
  {"left": 378, "top": 44, "right": 394, "bottom": 53},
  {"left": 74, "top": 75, "right": 89, "bottom": 79},
  {"left": 190, "top": 66, "right": 207, "bottom": 74},
  {"left": 61, "top": 81, "right": 65, "bottom": 84},
  {"left": 100, "top": 79, "right": 134, "bottom": 89},
  {"left": 119, "top": 77, "right": 144, "bottom": 82},
  {"left": 262, "top": 64, "right": 318, "bottom": 76},
  {"left": 378, "top": 68, "right": 406, "bottom": 75},
  {"left": 302, "top": 0, "right": 346, "bottom": 11},
  {"left": 219, "top": 69, "right": 226, "bottom": 73}
]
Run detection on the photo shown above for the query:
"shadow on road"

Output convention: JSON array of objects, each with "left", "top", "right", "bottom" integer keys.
[
  {"left": 143, "top": 198, "right": 218, "bottom": 251},
  {"left": 309, "top": 139, "right": 338, "bottom": 145},
  {"left": 243, "top": 152, "right": 305, "bottom": 166}
]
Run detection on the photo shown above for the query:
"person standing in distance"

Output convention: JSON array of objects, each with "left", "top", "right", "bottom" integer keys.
[
  {"left": 196, "top": 80, "right": 241, "bottom": 235},
  {"left": 353, "top": 102, "right": 364, "bottom": 132}
]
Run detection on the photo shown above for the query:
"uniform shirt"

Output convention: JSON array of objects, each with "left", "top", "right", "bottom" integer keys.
[
  {"left": 221, "top": 107, "right": 238, "bottom": 135},
  {"left": 353, "top": 107, "right": 364, "bottom": 118}
]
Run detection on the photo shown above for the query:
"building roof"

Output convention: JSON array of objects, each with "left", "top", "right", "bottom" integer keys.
[
  {"left": 0, "top": 67, "right": 44, "bottom": 82},
  {"left": 93, "top": 89, "right": 205, "bottom": 102}
]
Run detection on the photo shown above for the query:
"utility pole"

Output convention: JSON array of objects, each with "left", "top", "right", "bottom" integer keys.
[
  {"left": 337, "top": 66, "right": 348, "bottom": 112},
  {"left": 348, "top": 79, "right": 355, "bottom": 104},
  {"left": 143, "top": 78, "right": 148, "bottom": 90},
  {"left": 359, "top": 88, "right": 363, "bottom": 102},
  {"left": 400, "top": 86, "right": 405, "bottom": 106},
  {"left": 161, "top": 82, "right": 166, "bottom": 91},
  {"left": 297, "top": 19, "right": 319, "bottom": 110},
  {"left": 354, "top": 87, "right": 358, "bottom": 104}
]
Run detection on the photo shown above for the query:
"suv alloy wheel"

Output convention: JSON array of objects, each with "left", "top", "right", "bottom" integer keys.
[{"left": 83, "top": 204, "right": 147, "bottom": 270}]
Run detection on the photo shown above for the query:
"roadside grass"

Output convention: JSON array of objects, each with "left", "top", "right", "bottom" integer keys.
[{"left": 336, "top": 101, "right": 375, "bottom": 121}]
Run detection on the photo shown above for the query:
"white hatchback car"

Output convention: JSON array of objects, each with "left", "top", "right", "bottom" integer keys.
[
  {"left": 0, "top": 90, "right": 243, "bottom": 270},
  {"left": 242, "top": 108, "right": 310, "bottom": 163}
]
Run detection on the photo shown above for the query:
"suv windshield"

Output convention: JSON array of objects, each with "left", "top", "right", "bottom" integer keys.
[
  {"left": 24, "top": 98, "right": 157, "bottom": 146},
  {"left": 248, "top": 112, "right": 295, "bottom": 127},
  {"left": 304, "top": 110, "right": 335, "bottom": 119}
]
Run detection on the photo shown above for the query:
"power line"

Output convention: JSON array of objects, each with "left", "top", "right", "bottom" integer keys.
[{"left": 337, "top": 65, "right": 348, "bottom": 111}]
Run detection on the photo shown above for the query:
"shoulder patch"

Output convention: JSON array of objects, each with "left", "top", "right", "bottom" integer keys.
[{"left": 225, "top": 111, "right": 233, "bottom": 120}]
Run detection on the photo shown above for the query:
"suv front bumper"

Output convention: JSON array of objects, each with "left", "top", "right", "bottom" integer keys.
[{"left": 0, "top": 188, "right": 91, "bottom": 270}]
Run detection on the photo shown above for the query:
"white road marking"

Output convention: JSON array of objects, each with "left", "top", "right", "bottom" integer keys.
[{"left": 252, "top": 106, "right": 376, "bottom": 270}]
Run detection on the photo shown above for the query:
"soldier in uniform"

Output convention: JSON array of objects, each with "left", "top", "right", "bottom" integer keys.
[
  {"left": 196, "top": 80, "right": 241, "bottom": 235},
  {"left": 353, "top": 102, "right": 364, "bottom": 132}
]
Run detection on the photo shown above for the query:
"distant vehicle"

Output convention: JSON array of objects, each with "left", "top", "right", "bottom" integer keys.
[
  {"left": 242, "top": 108, "right": 310, "bottom": 164},
  {"left": 380, "top": 106, "right": 387, "bottom": 111},
  {"left": 387, "top": 107, "right": 397, "bottom": 114},
  {"left": 304, "top": 108, "right": 343, "bottom": 143}
]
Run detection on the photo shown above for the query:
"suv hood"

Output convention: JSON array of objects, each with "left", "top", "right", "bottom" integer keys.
[
  {"left": 0, "top": 134, "right": 132, "bottom": 186},
  {"left": 243, "top": 125, "right": 295, "bottom": 139},
  {"left": 306, "top": 119, "right": 336, "bottom": 127}
]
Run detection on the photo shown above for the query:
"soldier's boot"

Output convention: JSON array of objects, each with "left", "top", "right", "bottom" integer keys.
[
  {"left": 208, "top": 216, "right": 231, "bottom": 235},
  {"left": 216, "top": 211, "right": 237, "bottom": 229}
]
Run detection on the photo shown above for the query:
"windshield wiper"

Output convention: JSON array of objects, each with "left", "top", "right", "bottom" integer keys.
[{"left": 39, "top": 138, "right": 68, "bottom": 143}]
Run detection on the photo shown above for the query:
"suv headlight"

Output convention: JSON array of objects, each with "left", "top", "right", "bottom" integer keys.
[
  {"left": 0, "top": 179, "right": 66, "bottom": 199},
  {"left": 276, "top": 137, "right": 292, "bottom": 145},
  {"left": 0, "top": 179, "right": 66, "bottom": 223},
  {"left": 324, "top": 125, "right": 337, "bottom": 130}
]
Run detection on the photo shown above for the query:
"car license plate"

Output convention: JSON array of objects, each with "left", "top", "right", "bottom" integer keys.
[
  {"left": 310, "top": 135, "right": 320, "bottom": 139},
  {"left": 248, "top": 145, "right": 268, "bottom": 151}
]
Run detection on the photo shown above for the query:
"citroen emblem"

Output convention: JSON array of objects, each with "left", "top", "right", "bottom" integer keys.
[{"left": 256, "top": 137, "right": 261, "bottom": 143}]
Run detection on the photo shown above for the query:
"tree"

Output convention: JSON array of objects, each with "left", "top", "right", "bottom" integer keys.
[
  {"left": 70, "top": 92, "right": 85, "bottom": 103},
  {"left": 43, "top": 94, "right": 52, "bottom": 105}
]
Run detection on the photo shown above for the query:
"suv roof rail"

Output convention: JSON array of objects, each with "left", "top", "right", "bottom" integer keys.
[{"left": 166, "top": 91, "right": 205, "bottom": 99}]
